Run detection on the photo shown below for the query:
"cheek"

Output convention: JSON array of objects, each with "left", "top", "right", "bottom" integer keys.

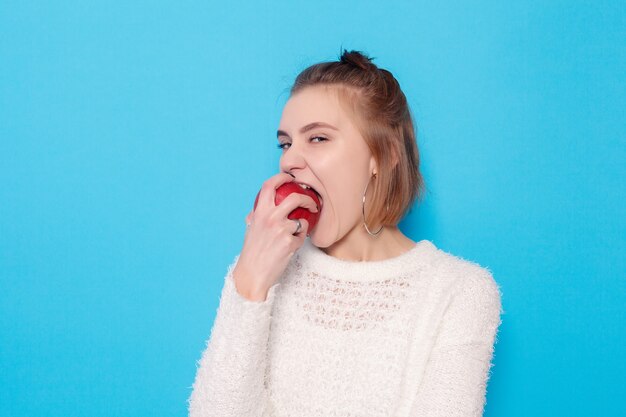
[
  {"left": 315, "top": 158, "right": 359, "bottom": 210},
  {"left": 321, "top": 167, "right": 364, "bottom": 227},
  {"left": 311, "top": 181, "right": 363, "bottom": 247},
  {"left": 309, "top": 146, "right": 369, "bottom": 235}
]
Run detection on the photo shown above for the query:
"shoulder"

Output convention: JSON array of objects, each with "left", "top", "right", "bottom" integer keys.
[
  {"left": 421, "top": 244, "right": 503, "bottom": 346},
  {"left": 426, "top": 243, "right": 503, "bottom": 315}
]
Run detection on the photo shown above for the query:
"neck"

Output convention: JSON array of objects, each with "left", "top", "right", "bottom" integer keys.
[{"left": 320, "top": 224, "right": 416, "bottom": 262}]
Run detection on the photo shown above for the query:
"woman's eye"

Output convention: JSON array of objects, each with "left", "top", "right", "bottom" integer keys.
[
  {"left": 276, "top": 136, "right": 327, "bottom": 151},
  {"left": 311, "top": 136, "right": 328, "bottom": 143}
]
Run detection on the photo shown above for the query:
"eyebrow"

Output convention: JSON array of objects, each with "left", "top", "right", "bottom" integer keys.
[{"left": 277, "top": 122, "right": 339, "bottom": 138}]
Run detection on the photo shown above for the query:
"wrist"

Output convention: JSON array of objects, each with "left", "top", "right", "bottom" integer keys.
[{"left": 233, "top": 264, "right": 269, "bottom": 302}]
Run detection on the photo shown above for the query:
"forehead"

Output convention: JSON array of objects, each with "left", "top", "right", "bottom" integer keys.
[{"left": 280, "top": 85, "right": 347, "bottom": 128}]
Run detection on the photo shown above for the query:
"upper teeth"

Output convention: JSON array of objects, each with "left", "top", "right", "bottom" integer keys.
[{"left": 298, "top": 183, "right": 311, "bottom": 190}]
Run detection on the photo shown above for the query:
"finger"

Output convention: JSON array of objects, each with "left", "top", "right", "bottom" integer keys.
[
  {"left": 274, "top": 192, "right": 319, "bottom": 219},
  {"left": 298, "top": 218, "right": 309, "bottom": 236},
  {"left": 257, "top": 172, "right": 296, "bottom": 211},
  {"left": 289, "top": 219, "right": 309, "bottom": 251},
  {"left": 286, "top": 217, "right": 308, "bottom": 236}
]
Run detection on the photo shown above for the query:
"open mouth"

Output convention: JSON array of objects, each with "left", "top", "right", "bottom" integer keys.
[{"left": 296, "top": 182, "right": 323, "bottom": 207}]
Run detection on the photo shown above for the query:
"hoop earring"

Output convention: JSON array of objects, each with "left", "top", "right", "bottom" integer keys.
[{"left": 362, "top": 173, "right": 383, "bottom": 236}]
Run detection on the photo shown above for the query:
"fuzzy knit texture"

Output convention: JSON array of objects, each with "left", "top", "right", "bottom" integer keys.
[{"left": 188, "top": 237, "right": 503, "bottom": 417}]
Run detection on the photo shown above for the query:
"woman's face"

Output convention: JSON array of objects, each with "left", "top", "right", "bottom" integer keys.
[{"left": 277, "top": 85, "right": 377, "bottom": 248}]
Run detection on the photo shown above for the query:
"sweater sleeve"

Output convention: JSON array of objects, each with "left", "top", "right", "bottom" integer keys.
[
  {"left": 409, "top": 268, "right": 503, "bottom": 417},
  {"left": 187, "top": 255, "right": 280, "bottom": 417}
]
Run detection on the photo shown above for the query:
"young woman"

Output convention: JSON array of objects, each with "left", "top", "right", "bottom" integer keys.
[{"left": 188, "top": 50, "right": 503, "bottom": 417}]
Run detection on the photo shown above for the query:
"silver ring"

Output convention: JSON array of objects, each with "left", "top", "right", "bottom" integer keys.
[{"left": 292, "top": 218, "right": 302, "bottom": 235}]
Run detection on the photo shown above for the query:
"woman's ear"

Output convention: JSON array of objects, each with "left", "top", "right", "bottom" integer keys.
[
  {"left": 369, "top": 156, "right": 378, "bottom": 177},
  {"left": 368, "top": 148, "right": 398, "bottom": 176}
]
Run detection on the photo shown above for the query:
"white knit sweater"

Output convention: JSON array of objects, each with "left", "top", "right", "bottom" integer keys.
[{"left": 188, "top": 237, "right": 503, "bottom": 417}]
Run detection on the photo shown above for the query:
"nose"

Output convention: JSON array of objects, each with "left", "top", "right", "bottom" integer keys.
[{"left": 279, "top": 141, "right": 307, "bottom": 175}]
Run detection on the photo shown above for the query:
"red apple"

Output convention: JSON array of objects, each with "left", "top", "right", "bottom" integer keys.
[{"left": 253, "top": 182, "right": 322, "bottom": 233}]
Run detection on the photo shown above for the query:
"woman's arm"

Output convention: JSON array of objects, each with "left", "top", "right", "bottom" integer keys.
[
  {"left": 409, "top": 269, "right": 503, "bottom": 417},
  {"left": 187, "top": 256, "right": 279, "bottom": 417}
]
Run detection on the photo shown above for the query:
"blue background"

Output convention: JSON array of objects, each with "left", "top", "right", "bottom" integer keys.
[{"left": 1, "top": 1, "right": 624, "bottom": 416}]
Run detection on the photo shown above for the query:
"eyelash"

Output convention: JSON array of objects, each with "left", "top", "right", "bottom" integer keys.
[{"left": 277, "top": 136, "right": 328, "bottom": 150}]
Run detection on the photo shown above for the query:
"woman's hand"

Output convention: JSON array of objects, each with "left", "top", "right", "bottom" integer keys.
[{"left": 232, "top": 172, "right": 319, "bottom": 301}]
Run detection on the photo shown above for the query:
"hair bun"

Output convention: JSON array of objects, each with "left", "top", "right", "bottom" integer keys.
[{"left": 339, "top": 49, "right": 377, "bottom": 72}]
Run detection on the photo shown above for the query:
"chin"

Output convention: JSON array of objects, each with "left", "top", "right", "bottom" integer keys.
[
  {"left": 308, "top": 233, "right": 326, "bottom": 249},
  {"left": 308, "top": 227, "right": 334, "bottom": 249},
  {"left": 309, "top": 219, "right": 347, "bottom": 249}
]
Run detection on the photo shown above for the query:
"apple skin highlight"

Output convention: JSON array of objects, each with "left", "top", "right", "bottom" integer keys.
[{"left": 253, "top": 182, "right": 322, "bottom": 232}]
